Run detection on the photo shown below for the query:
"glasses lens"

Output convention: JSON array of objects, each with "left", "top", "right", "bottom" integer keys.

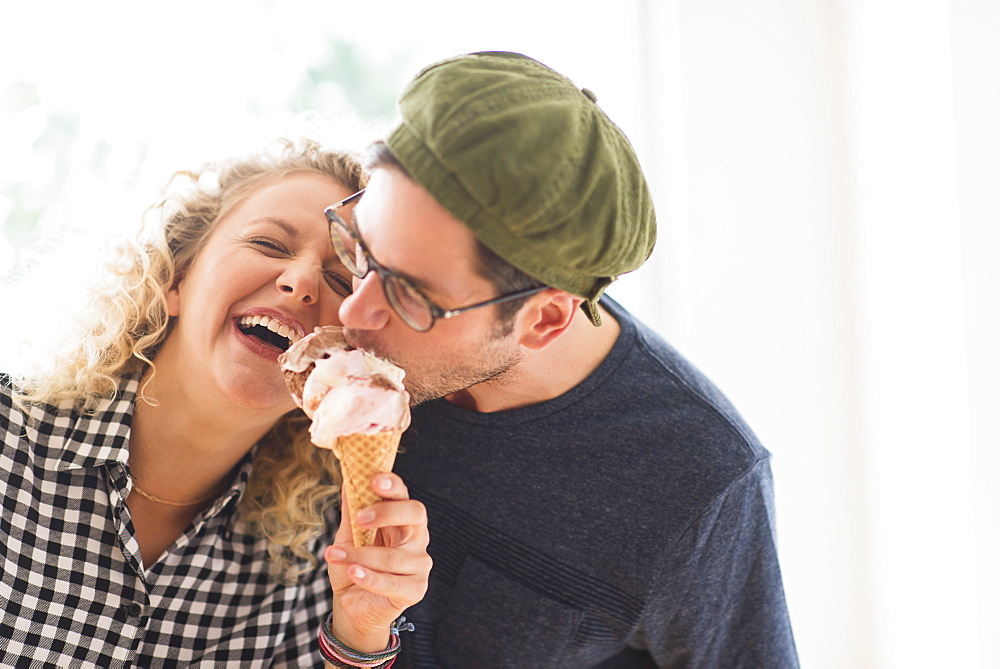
[
  {"left": 329, "top": 215, "right": 363, "bottom": 277},
  {"left": 353, "top": 241, "right": 369, "bottom": 276},
  {"left": 384, "top": 276, "right": 435, "bottom": 332}
]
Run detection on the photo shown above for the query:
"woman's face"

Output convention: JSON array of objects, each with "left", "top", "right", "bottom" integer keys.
[{"left": 160, "top": 172, "right": 354, "bottom": 413}]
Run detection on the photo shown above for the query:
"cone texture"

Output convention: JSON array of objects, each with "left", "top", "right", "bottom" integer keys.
[{"left": 335, "top": 430, "right": 403, "bottom": 546}]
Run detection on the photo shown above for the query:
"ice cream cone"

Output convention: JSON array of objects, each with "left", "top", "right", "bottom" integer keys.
[
  {"left": 335, "top": 429, "right": 404, "bottom": 547},
  {"left": 279, "top": 327, "right": 410, "bottom": 546}
]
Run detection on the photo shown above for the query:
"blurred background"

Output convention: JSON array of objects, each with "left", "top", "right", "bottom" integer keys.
[{"left": 2, "top": 1, "right": 997, "bottom": 667}]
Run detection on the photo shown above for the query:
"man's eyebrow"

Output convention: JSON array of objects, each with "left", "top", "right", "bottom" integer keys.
[{"left": 247, "top": 217, "right": 299, "bottom": 237}]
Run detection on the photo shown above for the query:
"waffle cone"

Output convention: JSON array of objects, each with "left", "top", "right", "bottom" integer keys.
[{"left": 335, "top": 429, "right": 404, "bottom": 546}]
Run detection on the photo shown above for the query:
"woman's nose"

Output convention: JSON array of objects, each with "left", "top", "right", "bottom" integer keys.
[{"left": 278, "top": 264, "right": 318, "bottom": 305}]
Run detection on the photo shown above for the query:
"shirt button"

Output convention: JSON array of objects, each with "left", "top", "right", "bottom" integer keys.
[{"left": 126, "top": 603, "right": 143, "bottom": 617}]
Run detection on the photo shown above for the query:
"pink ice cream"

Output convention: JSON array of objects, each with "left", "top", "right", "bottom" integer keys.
[
  {"left": 278, "top": 327, "right": 410, "bottom": 449},
  {"left": 301, "top": 348, "right": 409, "bottom": 448}
]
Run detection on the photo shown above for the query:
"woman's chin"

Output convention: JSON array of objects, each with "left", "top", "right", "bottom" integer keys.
[{"left": 220, "top": 377, "right": 296, "bottom": 415}]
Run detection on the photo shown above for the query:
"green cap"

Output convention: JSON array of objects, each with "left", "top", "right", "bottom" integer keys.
[{"left": 384, "top": 51, "right": 656, "bottom": 326}]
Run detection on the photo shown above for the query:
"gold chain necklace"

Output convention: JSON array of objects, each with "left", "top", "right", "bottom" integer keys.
[{"left": 130, "top": 481, "right": 222, "bottom": 507}]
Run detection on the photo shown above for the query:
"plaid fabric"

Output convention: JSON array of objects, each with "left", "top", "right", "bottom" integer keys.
[{"left": 0, "top": 375, "right": 332, "bottom": 668}]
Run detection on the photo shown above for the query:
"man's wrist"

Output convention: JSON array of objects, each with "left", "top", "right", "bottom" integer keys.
[
  {"left": 328, "top": 610, "right": 391, "bottom": 653},
  {"left": 318, "top": 613, "right": 414, "bottom": 668}
]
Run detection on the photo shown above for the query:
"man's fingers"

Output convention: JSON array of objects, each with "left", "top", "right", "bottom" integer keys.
[
  {"left": 335, "top": 554, "right": 432, "bottom": 604},
  {"left": 370, "top": 473, "right": 409, "bottom": 500},
  {"left": 333, "top": 545, "right": 433, "bottom": 577},
  {"left": 333, "top": 485, "right": 354, "bottom": 546},
  {"left": 354, "top": 499, "right": 428, "bottom": 547}
]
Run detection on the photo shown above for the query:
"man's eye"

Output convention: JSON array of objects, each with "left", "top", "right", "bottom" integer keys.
[{"left": 324, "top": 272, "right": 353, "bottom": 297}]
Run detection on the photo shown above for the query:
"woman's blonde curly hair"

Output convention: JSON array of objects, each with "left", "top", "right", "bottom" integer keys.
[{"left": 12, "top": 137, "right": 366, "bottom": 583}]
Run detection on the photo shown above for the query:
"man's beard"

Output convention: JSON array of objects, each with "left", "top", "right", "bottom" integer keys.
[
  {"left": 344, "top": 326, "right": 521, "bottom": 407},
  {"left": 405, "top": 349, "right": 521, "bottom": 406}
]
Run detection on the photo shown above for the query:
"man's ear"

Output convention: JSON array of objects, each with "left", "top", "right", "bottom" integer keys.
[
  {"left": 165, "top": 274, "right": 184, "bottom": 317},
  {"left": 517, "top": 289, "right": 583, "bottom": 350}
]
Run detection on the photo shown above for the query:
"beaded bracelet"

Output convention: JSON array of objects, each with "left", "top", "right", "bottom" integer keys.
[{"left": 318, "top": 614, "right": 415, "bottom": 668}]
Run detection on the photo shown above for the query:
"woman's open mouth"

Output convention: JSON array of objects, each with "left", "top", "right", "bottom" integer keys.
[{"left": 236, "top": 315, "right": 303, "bottom": 353}]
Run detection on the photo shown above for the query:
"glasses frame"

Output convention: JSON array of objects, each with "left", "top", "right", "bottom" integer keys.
[{"left": 325, "top": 189, "right": 547, "bottom": 332}]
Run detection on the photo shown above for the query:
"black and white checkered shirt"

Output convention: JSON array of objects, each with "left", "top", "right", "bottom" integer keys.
[{"left": 0, "top": 374, "right": 332, "bottom": 667}]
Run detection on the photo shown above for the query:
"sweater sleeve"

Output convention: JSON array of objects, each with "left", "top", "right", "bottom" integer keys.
[{"left": 637, "top": 457, "right": 799, "bottom": 668}]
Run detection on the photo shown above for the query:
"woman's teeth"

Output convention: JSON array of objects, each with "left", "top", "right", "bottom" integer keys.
[{"left": 238, "top": 315, "right": 302, "bottom": 344}]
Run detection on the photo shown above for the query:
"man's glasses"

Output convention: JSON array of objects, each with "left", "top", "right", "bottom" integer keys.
[{"left": 325, "top": 189, "right": 547, "bottom": 332}]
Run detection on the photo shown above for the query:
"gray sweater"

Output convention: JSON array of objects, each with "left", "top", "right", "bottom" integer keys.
[{"left": 394, "top": 298, "right": 798, "bottom": 667}]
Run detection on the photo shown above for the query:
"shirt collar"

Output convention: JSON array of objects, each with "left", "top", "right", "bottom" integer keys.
[
  {"left": 34, "top": 376, "right": 140, "bottom": 472},
  {"left": 34, "top": 376, "right": 256, "bottom": 512}
]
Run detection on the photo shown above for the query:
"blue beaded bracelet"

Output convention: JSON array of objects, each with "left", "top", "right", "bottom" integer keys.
[{"left": 318, "top": 614, "right": 414, "bottom": 668}]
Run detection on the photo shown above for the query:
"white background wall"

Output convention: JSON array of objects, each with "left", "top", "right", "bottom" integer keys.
[
  {"left": 2, "top": 1, "right": 997, "bottom": 666},
  {"left": 633, "top": 2, "right": 999, "bottom": 666}
]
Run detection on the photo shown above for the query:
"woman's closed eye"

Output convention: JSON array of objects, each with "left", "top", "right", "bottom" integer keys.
[
  {"left": 245, "top": 237, "right": 350, "bottom": 296},
  {"left": 323, "top": 271, "right": 353, "bottom": 297},
  {"left": 247, "top": 237, "right": 290, "bottom": 255}
]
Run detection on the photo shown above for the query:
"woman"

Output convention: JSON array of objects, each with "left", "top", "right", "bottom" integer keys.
[{"left": 1, "top": 139, "right": 430, "bottom": 667}]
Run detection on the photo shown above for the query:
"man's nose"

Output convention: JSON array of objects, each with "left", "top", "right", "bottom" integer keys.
[{"left": 337, "top": 270, "right": 392, "bottom": 330}]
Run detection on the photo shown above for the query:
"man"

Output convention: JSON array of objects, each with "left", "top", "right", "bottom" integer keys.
[{"left": 330, "top": 51, "right": 798, "bottom": 667}]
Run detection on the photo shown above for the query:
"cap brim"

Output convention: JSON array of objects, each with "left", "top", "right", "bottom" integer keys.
[{"left": 582, "top": 299, "right": 603, "bottom": 326}]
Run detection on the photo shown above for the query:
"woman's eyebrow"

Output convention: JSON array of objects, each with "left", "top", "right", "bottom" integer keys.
[{"left": 247, "top": 217, "right": 299, "bottom": 237}]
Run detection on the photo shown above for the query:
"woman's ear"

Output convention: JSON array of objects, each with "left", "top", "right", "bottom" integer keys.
[
  {"left": 517, "top": 289, "right": 583, "bottom": 350},
  {"left": 165, "top": 274, "right": 184, "bottom": 317}
]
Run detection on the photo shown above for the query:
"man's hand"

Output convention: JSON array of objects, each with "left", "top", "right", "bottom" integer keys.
[{"left": 324, "top": 473, "right": 431, "bottom": 652}]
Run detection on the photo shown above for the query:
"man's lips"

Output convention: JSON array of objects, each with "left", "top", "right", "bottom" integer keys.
[{"left": 340, "top": 328, "right": 400, "bottom": 367}]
